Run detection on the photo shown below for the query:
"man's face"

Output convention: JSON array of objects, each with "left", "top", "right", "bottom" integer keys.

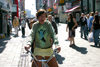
[
  {"left": 48, "top": 16, "right": 52, "bottom": 22},
  {"left": 38, "top": 13, "right": 46, "bottom": 23},
  {"left": 95, "top": 12, "right": 98, "bottom": 15}
]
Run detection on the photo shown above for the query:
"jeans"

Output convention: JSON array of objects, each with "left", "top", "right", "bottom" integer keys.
[
  {"left": 81, "top": 26, "right": 88, "bottom": 39},
  {"left": 93, "top": 29, "right": 100, "bottom": 46}
]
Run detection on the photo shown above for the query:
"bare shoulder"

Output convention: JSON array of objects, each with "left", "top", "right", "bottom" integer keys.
[{"left": 73, "top": 18, "right": 76, "bottom": 21}]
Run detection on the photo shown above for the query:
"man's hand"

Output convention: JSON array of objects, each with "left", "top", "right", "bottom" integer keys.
[
  {"left": 24, "top": 44, "right": 30, "bottom": 51},
  {"left": 55, "top": 46, "right": 61, "bottom": 53}
]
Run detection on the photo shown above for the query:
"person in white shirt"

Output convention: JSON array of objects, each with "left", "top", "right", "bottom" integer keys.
[
  {"left": 86, "top": 14, "right": 90, "bottom": 35},
  {"left": 21, "top": 18, "right": 26, "bottom": 37}
]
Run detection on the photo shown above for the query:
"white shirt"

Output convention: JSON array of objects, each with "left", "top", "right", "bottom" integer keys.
[{"left": 21, "top": 20, "right": 26, "bottom": 28}]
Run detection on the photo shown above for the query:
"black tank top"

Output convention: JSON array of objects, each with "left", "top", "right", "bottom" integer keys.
[
  {"left": 93, "top": 22, "right": 100, "bottom": 30},
  {"left": 93, "top": 15, "right": 100, "bottom": 30},
  {"left": 68, "top": 21, "right": 74, "bottom": 30}
]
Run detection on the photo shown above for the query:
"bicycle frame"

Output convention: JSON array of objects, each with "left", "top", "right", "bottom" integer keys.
[{"left": 27, "top": 49, "right": 58, "bottom": 67}]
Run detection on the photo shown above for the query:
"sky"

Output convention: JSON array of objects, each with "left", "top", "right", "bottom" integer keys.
[{"left": 25, "top": 0, "right": 36, "bottom": 18}]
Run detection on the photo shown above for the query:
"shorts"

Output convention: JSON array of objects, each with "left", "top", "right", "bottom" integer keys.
[
  {"left": 69, "top": 30, "right": 75, "bottom": 37},
  {"left": 34, "top": 47, "right": 53, "bottom": 57}
]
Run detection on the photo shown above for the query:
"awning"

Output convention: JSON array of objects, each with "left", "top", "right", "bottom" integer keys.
[{"left": 65, "top": 6, "right": 80, "bottom": 13}]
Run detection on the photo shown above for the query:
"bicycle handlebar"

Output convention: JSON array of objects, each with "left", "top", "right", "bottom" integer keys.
[{"left": 26, "top": 48, "right": 58, "bottom": 63}]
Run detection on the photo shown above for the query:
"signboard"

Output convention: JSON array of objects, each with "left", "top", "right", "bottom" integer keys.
[{"left": 12, "top": 5, "right": 17, "bottom": 12}]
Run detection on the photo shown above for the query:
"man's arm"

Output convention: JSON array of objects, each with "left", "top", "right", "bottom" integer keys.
[{"left": 25, "top": 23, "right": 36, "bottom": 51}]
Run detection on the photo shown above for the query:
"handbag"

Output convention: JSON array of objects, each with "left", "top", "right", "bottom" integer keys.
[{"left": 88, "top": 32, "right": 94, "bottom": 42}]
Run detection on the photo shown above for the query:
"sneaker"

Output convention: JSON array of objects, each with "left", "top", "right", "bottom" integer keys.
[
  {"left": 69, "top": 44, "right": 75, "bottom": 47},
  {"left": 69, "top": 45, "right": 73, "bottom": 47},
  {"left": 92, "top": 45, "right": 97, "bottom": 47},
  {"left": 72, "top": 44, "right": 75, "bottom": 46}
]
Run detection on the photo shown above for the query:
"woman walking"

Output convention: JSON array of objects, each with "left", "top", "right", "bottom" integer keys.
[
  {"left": 67, "top": 13, "right": 78, "bottom": 47},
  {"left": 13, "top": 16, "right": 19, "bottom": 37}
]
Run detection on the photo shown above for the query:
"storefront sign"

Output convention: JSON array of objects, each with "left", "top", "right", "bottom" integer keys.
[{"left": 12, "top": 5, "right": 17, "bottom": 12}]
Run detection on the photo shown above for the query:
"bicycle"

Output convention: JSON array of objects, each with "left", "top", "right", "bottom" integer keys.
[{"left": 25, "top": 48, "right": 58, "bottom": 67}]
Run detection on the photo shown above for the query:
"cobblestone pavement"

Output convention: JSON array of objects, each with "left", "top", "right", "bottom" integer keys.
[
  {"left": 57, "top": 23, "right": 100, "bottom": 67},
  {"left": 0, "top": 23, "right": 100, "bottom": 67},
  {"left": 0, "top": 24, "right": 31, "bottom": 67}
]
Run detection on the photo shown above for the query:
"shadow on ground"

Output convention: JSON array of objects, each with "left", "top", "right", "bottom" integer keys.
[
  {"left": 90, "top": 45, "right": 100, "bottom": 48},
  {"left": 0, "top": 37, "right": 11, "bottom": 53},
  {"left": 71, "top": 45, "right": 88, "bottom": 54},
  {"left": 22, "top": 36, "right": 26, "bottom": 38},
  {"left": 55, "top": 53, "right": 65, "bottom": 64}
]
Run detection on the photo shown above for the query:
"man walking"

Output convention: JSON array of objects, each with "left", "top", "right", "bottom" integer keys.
[{"left": 21, "top": 18, "right": 26, "bottom": 37}]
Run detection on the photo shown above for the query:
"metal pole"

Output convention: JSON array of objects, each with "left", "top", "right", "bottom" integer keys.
[
  {"left": 81, "top": 0, "right": 84, "bottom": 13},
  {"left": 93, "top": 0, "right": 95, "bottom": 13},
  {"left": 87, "top": 0, "right": 89, "bottom": 13}
]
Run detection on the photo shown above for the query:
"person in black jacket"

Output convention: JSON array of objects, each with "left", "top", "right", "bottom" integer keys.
[
  {"left": 55, "top": 15, "right": 59, "bottom": 25},
  {"left": 48, "top": 15, "right": 59, "bottom": 45},
  {"left": 48, "top": 15, "right": 58, "bottom": 35},
  {"left": 80, "top": 13, "right": 88, "bottom": 40}
]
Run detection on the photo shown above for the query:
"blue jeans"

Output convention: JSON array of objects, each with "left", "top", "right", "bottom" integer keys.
[
  {"left": 93, "top": 29, "right": 100, "bottom": 46},
  {"left": 81, "top": 26, "right": 88, "bottom": 39}
]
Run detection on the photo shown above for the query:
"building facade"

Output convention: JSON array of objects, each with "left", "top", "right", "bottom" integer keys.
[
  {"left": 95, "top": 0, "right": 100, "bottom": 15},
  {"left": 0, "top": 0, "right": 13, "bottom": 36},
  {"left": 19, "top": 0, "right": 25, "bottom": 19},
  {"left": 36, "top": 0, "right": 58, "bottom": 12},
  {"left": 0, "top": 0, "right": 25, "bottom": 37},
  {"left": 36, "top": 0, "right": 44, "bottom": 10},
  {"left": 58, "top": 0, "right": 81, "bottom": 23},
  {"left": 81, "top": 0, "right": 100, "bottom": 14},
  {"left": 12, "top": 0, "right": 19, "bottom": 20}
]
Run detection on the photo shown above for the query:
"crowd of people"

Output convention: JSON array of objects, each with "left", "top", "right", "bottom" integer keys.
[
  {"left": 79, "top": 11, "right": 100, "bottom": 47},
  {"left": 66, "top": 11, "right": 100, "bottom": 48}
]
